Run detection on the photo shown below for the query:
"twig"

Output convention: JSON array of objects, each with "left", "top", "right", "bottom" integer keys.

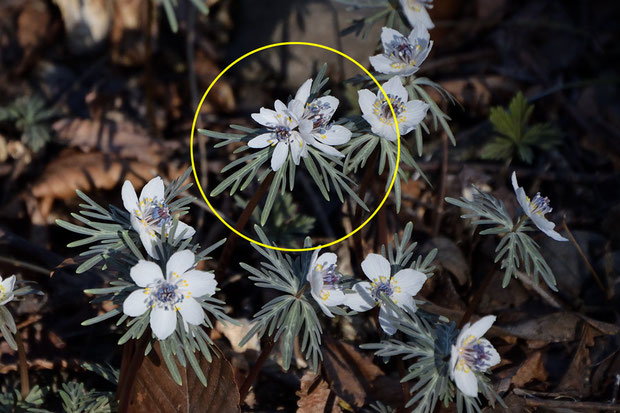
[
  {"left": 239, "top": 337, "right": 276, "bottom": 404},
  {"left": 457, "top": 260, "right": 500, "bottom": 329},
  {"left": 0, "top": 256, "right": 50, "bottom": 276},
  {"left": 216, "top": 172, "right": 275, "bottom": 280},
  {"left": 396, "top": 357, "right": 411, "bottom": 413},
  {"left": 561, "top": 219, "right": 608, "bottom": 298},
  {"left": 431, "top": 132, "right": 448, "bottom": 237},
  {"left": 15, "top": 332, "right": 30, "bottom": 399},
  {"left": 513, "top": 388, "right": 620, "bottom": 411},
  {"left": 352, "top": 150, "right": 380, "bottom": 270}
]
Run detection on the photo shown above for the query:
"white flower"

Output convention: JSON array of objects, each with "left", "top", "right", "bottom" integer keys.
[
  {"left": 294, "top": 79, "right": 352, "bottom": 158},
  {"left": 450, "top": 315, "right": 501, "bottom": 397},
  {"left": 399, "top": 0, "right": 434, "bottom": 30},
  {"left": 122, "top": 177, "right": 196, "bottom": 259},
  {"left": 370, "top": 26, "right": 433, "bottom": 77},
  {"left": 248, "top": 91, "right": 308, "bottom": 171},
  {"left": 346, "top": 253, "right": 426, "bottom": 335},
  {"left": 123, "top": 250, "right": 217, "bottom": 340},
  {"left": 306, "top": 250, "right": 347, "bottom": 317},
  {"left": 511, "top": 172, "right": 568, "bottom": 241},
  {"left": 358, "top": 76, "right": 429, "bottom": 142},
  {"left": 0, "top": 275, "right": 16, "bottom": 306}
]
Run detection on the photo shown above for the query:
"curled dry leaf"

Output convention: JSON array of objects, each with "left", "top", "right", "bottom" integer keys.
[
  {"left": 215, "top": 319, "right": 261, "bottom": 353},
  {"left": 127, "top": 341, "right": 241, "bottom": 413},
  {"left": 52, "top": 117, "right": 179, "bottom": 165},
  {"left": 511, "top": 351, "right": 548, "bottom": 388},
  {"left": 31, "top": 149, "right": 155, "bottom": 200},
  {"left": 426, "top": 237, "right": 469, "bottom": 285}
]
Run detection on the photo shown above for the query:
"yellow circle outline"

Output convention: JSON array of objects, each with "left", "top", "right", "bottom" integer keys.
[{"left": 190, "top": 41, "right": 400, "bottom": 252}]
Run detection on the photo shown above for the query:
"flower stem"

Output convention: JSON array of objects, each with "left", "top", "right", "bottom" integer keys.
[
  {"left": 15, "top": 332, "right": 29, "bottom": 400},
  {"left": 216, "top": 171, "right": 275, "bottom": 280},
  {"left": 561, "top": 219, "right": 608, "bottom": 298},
  {"left": 238, "top": 336, "right": 276, "bottom": 404},
  {"left": 512, "top": 214, "right": 528, "bottom": 232},
  {"left": 353, "top": 150, "right": 380, "bottom": 269}
]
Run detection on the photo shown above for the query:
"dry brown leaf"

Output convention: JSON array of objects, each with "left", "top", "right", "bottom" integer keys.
[
  {"left": 127, "top": 342, "right": 241, "bottom": 413},
  {"left": 426, "top": 237, "right": 469, "bottom": 285},
  {"left": 17, "top": 0, "right": 50, "bottom": 51},
  {"left": 557, "top": 324, "right": 596, "bottom": 396},
  {"left": 215, "top": 319, "right": 260, "bottom": 353},
  {"left": 31, "top": 149, "right": 155, "bottom": 200},
  {"left": 501, "top": 312, "right": 580, "bottom": 343},
  {"left": 322, "top": 336, "right": 401, "bottom": 408},
  {"left": 194, "top": 49, "right": 236, "bottom": 113},
  {"left": 511, "top": 351, "right": 548, "bottom": 387},
  {"left": 52, "top": 117, "right": 178, "bottom": 164},
  {"left": 296, "top": 372, "right": 344, "bottom": 413}
]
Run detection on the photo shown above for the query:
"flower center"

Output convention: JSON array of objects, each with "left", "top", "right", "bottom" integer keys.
[
  {"left": 458, "top": 335, "right": 495, "bottom": 371},
  {"left": 146, "top": 280, "right": 183, "bottom": 310},
  {"left": 274, "top": 125, "right": 291, "bottom": 142},
  {"left": 322, "top": 264, "right": 341, "bottom": 288},
  {"left": 305, "top": 101, "right": 332, "bottom": 130},
  {"left": 139, "top": 198, "right": 172, "bottom": 230},
  {"left": 528, "top": 193, "right": 552, "bottom": 216},
  {"left": 373, "top": 94, "right": 406, "bottom": 125},
  {"left": 371, "top": 276, "right": 394, "bottom": 299}
]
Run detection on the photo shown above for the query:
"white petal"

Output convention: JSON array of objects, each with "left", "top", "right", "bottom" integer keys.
[
  {"left": 288, "top": 99, "right": 304, "bottom": 122},
  {"left": 121, "top": 180, "right": 139, "bottom": 213},
  {"left": 321, "top": 288, "right": 346, "bottom": 307},
  {"left": 306, "top": 249, "right": 321, "bottom": 281},
  {"left": 248, "top": 133, "right": 275, "bottom": 148},
  {"left": 1, "top": 275, "right": 16, "bottom": 294},
  {"left": 347, "top": 282, "right": 376, "bottom": 311},
  {"left": 274, "top": 99, "right": 288, "bottom": 114},
  {"left": 178, "top": 298, "right": 205, "bottom": 325},
  {"left": 530, "top": 214, "right": 568, "bottom": 241},
  {"left": 317, "top": 252, "right": 337, "bottom": 268},
  {"left": 295, "top": 79, "right": 313, "bottom": 104},
  {"left": 370, "top": 54, "right": 415, "bottom": 76},
  {"left": 139, "top": 176, "right": 164, "bottom": 202},
  {"left": 139, "top": 229, "right": 159, "bottom": 259},
  {"left": 311, "top": 141, "right": 344, "bottom": 157},
  {"left": 403, "top": 100, "right": 429, "bottom": 129},
  {"left": 382, "top": 76, "right": 407, "bottom": 101},
  {"left": 477, "top": 338, "right": 501, "bottom": 369},
  {"left": 372, "top": 121, "right": 398, "bottom": 142},
  {"left": 378, "top": 305, "right": 397, "bottom": 335},
  {"left": 454, "top": 365, "right": 478, "bottom": 397},
  {"left": 393, "top": 292, "right": 416, "bottom": 313},
  {"left": 251, "top": 108, "right": 278, "bottom": 127},
  {"left": 312, "top": 96, "right": 339, "bottom": 121},
  {"left": 182, "top": 270, "right": 217, "bottom": 297},
  {"left": 299, "top": 119, "right": 314, "bottom": 138},
  {"left": 289, "top": 134, "right": 305, "bottom": 165},
  {"left": 464, "top": 315, "right": 496, "bottom": 340},
  {"left": 358, "top": 89, "right": 378, "bottom": 118},
  {"left": 319, "top": 125, "right": 351, "bottom": 145},
  {"left": 150, "top": 307, "right": 177, "bottom": 340},
  {"left": 392, "top": 269, "right": 426, "bottom": 296},
  {"left": 309, "top": 269, "right": 324, "bottom": 298},
  {"left": 166, "top": 250, "right": 195, "bottom": 279},
  {"left": 173, "top": 220, "right": 195, "bottom": 240},
  {"left": 271, "top": 141, "right": 288, "bottom": 171},
  {"left": 409, "top": 24, "right": 430, "bottom": 44},
  {"left": 400, "top": 0, "right": 435, "bottom": 29},
  {"left": 130, "top": 260, "right": 164, "bottom": 287},
  {"left": 380, "top": 26, "right": 406, "bottom": 49},
  {"left": 449, "top": 345, "right": 460, "bottom": 379},
  {"left": 361, "top": 253, "right": 391, "bottom": 282},
  {"left": 123, "top": 289, "right": 149, "bottom": 317}
]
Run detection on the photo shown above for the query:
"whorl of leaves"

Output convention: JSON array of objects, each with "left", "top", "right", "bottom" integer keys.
[{"left": 446, "top": 187, "right": 558, "bottom": 290}]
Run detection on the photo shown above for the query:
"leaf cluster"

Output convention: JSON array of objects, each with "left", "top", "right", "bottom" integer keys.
[
  {"left": 482, "top": 92, "right": 561, "bottom": 163},
  {"left": 446, "top": 187, "right": 558, "bottom": 290},
  {"left": 0, "top": 95, "right": 56, "bottom": 152}
]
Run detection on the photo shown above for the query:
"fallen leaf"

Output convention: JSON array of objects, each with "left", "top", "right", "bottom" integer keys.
[
  {"left": 501, "top": 312, "right": 579, "bottom": 343},
  {"left": 296, "top": 372, "right": 344, "bottom": 413},
  {"left": 322, "top": 336, "right": 401, "bottom": 408},
  {"left": 511, "top": 351, "right": 548, "bottom": 387},
  {"left": 215, "top": 319, "right": 261, "bottom": 353},
  {"left": 426, "top": 237, "right": 469, "bottom": 285},
  {"left": 127, "top": 341, "right": 241, "bottom": 413},
  {"left": 557, "top": 324, "right": 596, "bottom": 396},
  {"left": 31, "top": 149, "right": 155, "bottom": 200},
  {"left": 52, "top": 117, "right": 178, "bottom": 164}
]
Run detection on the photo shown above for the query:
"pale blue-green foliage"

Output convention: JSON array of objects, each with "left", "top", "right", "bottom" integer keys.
[
  {"left": 341, "top": 76, "right": 456, "bottom": 213},
  {"left": 59, "top": 382, "right": 113, "bottom": 413},
  {"left": 199, "top": 64, "right": 368, "bottom": 226},
  {"left": 0, "top": 385, "right": 49, "bottom": 413},
  {"left": 0, "top": 283, "right": 42, "bottom": 351},
  {"left": 362, "top": 302, "right": 504, "bottom": 413},
  {"left": 56, "top": 168, "right": 235, "bottom": 387},
  {"left": 0, "top": 95, "right": 56, "bottom": 152},
  {"left": 446, "top": 187, "right": 558, "bottom": 290},
  {"left": 239, "top": 226, "right": 323, "bottom": 372}
]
